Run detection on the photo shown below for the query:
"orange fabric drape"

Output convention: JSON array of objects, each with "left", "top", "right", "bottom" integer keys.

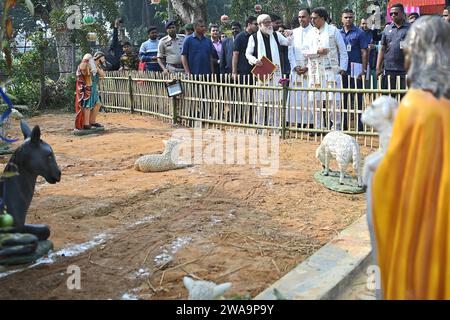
[{"left": 372, "top": 89, "right": 450, "bottom": 299}]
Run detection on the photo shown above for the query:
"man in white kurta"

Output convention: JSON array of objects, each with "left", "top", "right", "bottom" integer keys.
[
  {"left": 288, "top": 9, "right": 314, "bottom": 128},
  {"left": 305, "top": 7, "right": 348, "bottom": 130},
  {"left": 245, "top": 14, "right": 291, "bottom": 127}
]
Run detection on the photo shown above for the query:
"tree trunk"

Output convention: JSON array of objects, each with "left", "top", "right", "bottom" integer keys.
[
  {"left": 171, "top": 0, "right": 207, "bottom": 24},
  {"left": 49, "top": 0, "right": 74, "bottom": 81},
  {"left": 54, "top": 30, "right": 75, "bottom": 81}
]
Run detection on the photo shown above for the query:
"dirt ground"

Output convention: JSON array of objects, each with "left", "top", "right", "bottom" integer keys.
[{"left": 0, "top": 112, "right": 370, "bottom": 300}]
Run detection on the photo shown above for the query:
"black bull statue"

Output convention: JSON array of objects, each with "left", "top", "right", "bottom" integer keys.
[{"left": 1, "top": 120, "right": 61, "bottom": 243}]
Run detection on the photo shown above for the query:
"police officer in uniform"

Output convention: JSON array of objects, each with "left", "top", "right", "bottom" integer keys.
[{"left": 157, "top": 20, "right": 186, "bottom": 74}]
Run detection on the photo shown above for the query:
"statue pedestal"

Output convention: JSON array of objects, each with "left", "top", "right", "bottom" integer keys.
[
  {"left": 0, "top": 240, "right": 54, "bottom": 266},
  {"left": 73, "top": 127, "right": 106, "bottom": 136},
  {"left": 0, "top": 143, "right": 14, "bottom": 155},
  {"left": 314, "top": 171, "right": 366, "bottom": 194}
]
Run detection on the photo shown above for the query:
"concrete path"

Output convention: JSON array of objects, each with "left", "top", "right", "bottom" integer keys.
[{"left": 255, "top": 215, "right": 373, "bottom": 300}]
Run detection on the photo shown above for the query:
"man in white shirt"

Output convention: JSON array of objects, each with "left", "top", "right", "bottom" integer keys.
[
  {"left": 245, "top": 14, "right": 291, "bottom": 127},
  {"left": 305, "top": 7, "right": 348, "bottom": 131},
  {"left": 288, "top": 8, "right": 313, "bottom": 129}
]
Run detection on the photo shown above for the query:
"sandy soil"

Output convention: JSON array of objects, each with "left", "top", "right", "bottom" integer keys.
[{"left": 0, "top": 112, "right": 370, "bottom": 300}]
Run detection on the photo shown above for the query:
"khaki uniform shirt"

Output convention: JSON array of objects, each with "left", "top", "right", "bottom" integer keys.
[{"left": 157, "top": 34, "right": 186, "bottom": 68}]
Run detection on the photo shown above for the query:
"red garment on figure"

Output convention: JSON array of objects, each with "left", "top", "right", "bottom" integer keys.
[{"left": 74, "top": 66, "right": 92, "bottom": 130}]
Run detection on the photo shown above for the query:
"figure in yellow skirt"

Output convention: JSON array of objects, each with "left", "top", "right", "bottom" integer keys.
[{"left": 368, "top": 16, "right": 450, "bottom": 300}]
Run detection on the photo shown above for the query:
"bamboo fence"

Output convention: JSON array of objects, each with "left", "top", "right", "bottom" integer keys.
[{"left": 99, "top": 70, "right": 408, "bottom": 147}]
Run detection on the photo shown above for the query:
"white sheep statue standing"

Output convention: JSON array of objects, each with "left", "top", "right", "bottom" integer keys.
[
  {"left": 316, "top": 131, "right": 363, "bottom": 187},
  {"left": 183, "top": 276, "right": 232, "bottom": 300},
  {"left": 361, "top": 96, "right": 399, "bottom": 185},
  {"left": 134, "top": 139, "right": 190, "bottom": 173}
]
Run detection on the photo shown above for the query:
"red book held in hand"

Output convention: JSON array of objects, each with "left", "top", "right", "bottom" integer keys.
[{"left": 251, "top": 56, "right": 277, "bottom": 81}]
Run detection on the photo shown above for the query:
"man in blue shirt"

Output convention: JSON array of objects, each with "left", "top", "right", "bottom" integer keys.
[
  {"left": 181, "top": 19, "right": 215, "bottom": 121},
  {"left": 340, "top": 8, "right": 368, "bottom": 131},
  {"left": 181, "top": 20, "right": 214, "bottom": 76},
  {"left": 139, "top": 26, "right": 162, "bottom": 72}
]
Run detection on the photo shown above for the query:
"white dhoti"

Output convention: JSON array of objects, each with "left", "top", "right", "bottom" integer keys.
[
  {"left": 287, "top": 74, "right": 313, "bottom": 127},
  {"left": 308, "top": 75, "right": 343, "bottom": 130},
  {"left": 246, "top": 30, "right": 291, "bottom": 128}
]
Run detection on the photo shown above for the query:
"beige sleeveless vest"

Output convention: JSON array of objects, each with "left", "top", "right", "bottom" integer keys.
[{"left": 308, "top": 23, "right": 340, "bottom": 86}]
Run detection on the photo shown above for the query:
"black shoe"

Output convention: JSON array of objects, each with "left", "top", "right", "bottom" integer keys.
[{"left": 90, "top": 123, "right": 104, "bottom": 128}]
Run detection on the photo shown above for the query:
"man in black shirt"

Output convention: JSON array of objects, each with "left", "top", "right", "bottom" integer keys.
[
  {"left": 232, "top": 17, "right": 258, "bottom": 77},
  {"left": 376, "top": 3, "right": 410, "bottom": 97},
  {"left": 231, "top": 16, "right": 258, "bottom": 124},
  {"left": 107, "top": 18, "right": 126, "bottom": 71}
]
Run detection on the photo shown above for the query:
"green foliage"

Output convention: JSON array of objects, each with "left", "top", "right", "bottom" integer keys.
[
  {"left": 1, "top": 28, "right": 76, "bottom": 111},
  {"left": 230, "top": 0, "right": 300, "bottom": 25},
  {"left": 1, "top": 49, "right": 41, "bottom": 108},
  {"left": 120, "top": 0, "right": 167, "bottom": 43},
  {"left": 230, "top": 0, "right": 258, "bottom": 23},
  {"left": 208, "top": 0, "right": 232, "bottom": 23},
  {"left": 154, "top": 0, "right": 169, "bottom": 22},
  {"left": 42, "top": 75, "right": 76, "bottom": 111}
]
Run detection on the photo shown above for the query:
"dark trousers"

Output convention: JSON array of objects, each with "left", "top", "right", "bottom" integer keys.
[
  {"left": 186, "top": 75, "right": 211, "bottom": 124},
  {"left": 382, "top": 70, "right": 407, "bottom": 99},
  {"left": 342, "top": 76, "right": 364, "bottom": 131}
]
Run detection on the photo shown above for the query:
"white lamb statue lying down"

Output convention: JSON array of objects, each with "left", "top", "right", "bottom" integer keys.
[
  {"left": 183, "top": 276, "right": 232, "bottom": 300},
  {"left": 134, "top": 139, "right": 190, "bottom": 173},
  {"left": 361, "top": 95, "right": 399, "bottom": 186},
  {"left": 316, "top": 131, "right": 363, "bottom": 187}
]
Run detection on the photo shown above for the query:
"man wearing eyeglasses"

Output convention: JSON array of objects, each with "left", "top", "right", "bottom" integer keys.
[
  {"left": 304, "top": 7, "right": 348, "bottom": 131},
  {"left": 232, "top": 16, "right": 259, "bottom": 124},
  {"left": 376, "top": 3, "right": 410, "bottom": 97},
  {"left": 443, "top": 7, "right": 450, "bottom": 23},
  {"left": 245, "top": 14, "right": 291, "bottom": 127},
  {"left": 232, "top": 17, "right": 258, "bottom": 79}
]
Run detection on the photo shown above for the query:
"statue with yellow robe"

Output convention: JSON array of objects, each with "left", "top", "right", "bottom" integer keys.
[{"left": 368, "top": 16, "right": 450, "bottom": 300}]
